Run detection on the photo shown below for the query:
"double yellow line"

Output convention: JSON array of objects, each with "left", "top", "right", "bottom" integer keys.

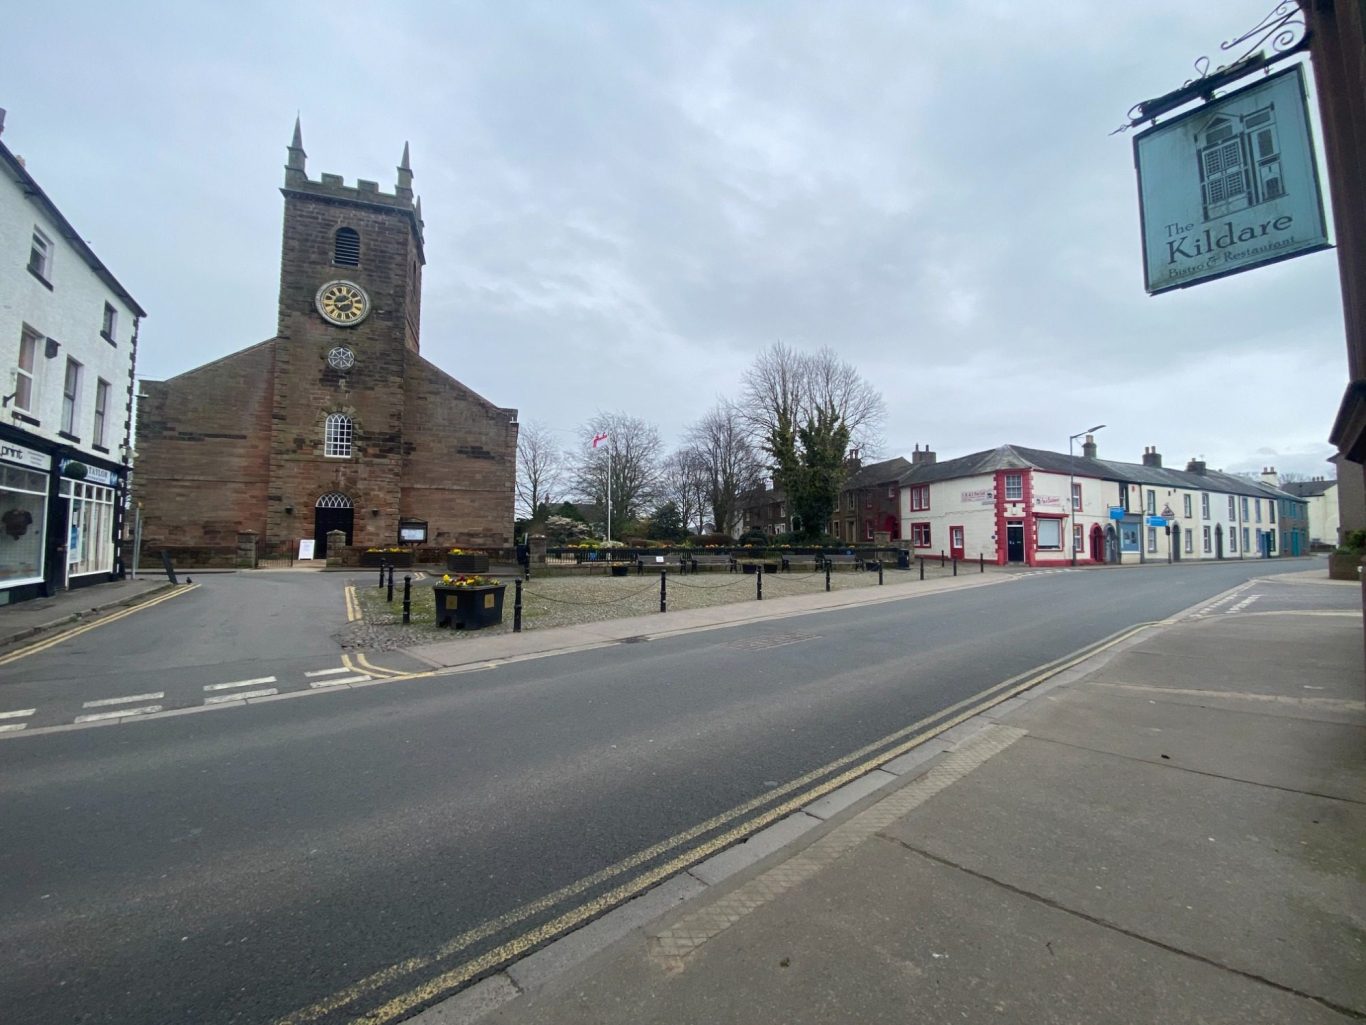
[
  {"left": 276, "top": 621, "right": 1155, "bottom": 1025},
  {"left": 0, "top": 584, "right": 199, "bottom": 667}
]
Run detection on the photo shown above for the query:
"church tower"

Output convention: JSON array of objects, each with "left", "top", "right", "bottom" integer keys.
[{"left": 267, "top": 119, "right": 427, "bottom": 553}]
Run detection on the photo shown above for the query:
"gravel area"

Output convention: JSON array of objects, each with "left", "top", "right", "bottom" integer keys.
[{"left": 339, "top": 563, "right": 970, "bottom": 651}]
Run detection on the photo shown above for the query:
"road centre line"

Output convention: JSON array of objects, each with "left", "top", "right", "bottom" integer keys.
[
  {"left": 0, "top": 723, "right": 27, "bottom": 733},
  {"left": 74, "top": 705, "right": 163, "bottom": 723},
  {"left": 82, "top": 692, "right": 165, "bottom": 708},
  {"left": 204, "top": 689, "right": 279, "bottom": 704},
  {"left": 0, "top": 584, "right": 199, "bottom": 666},
  {"left": 205, "top": 676, "right": 279, "bottom": 691},
  {"left": 0, "top": 708, "right": 36, "bottom": 720},
  {"left": 275, "top": 621, "right": 1158, "bottom": 1025}
]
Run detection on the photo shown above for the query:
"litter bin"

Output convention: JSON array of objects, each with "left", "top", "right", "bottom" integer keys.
[{"left": 896, "top": 548, "right": 911, "bottom": 569}]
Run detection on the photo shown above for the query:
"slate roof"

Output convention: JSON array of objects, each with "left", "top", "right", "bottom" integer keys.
[
  {"left": 1280, "top": 479, "right": 1336, "bottom": 498},
  {"left": 895, "top": 444, "right": 1302, "bottom": 503},
  {"left": 842, "top": 456, "right": 911, "bottom": 490}
]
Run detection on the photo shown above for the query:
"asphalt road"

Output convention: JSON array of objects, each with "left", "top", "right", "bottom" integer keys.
[{"left": 0, "top": 560, "right": 1320, "bottom": 1025}]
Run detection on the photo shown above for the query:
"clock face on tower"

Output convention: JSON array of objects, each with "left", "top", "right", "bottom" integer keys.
[
  {"left": 315, "top": 280, "right": 371, "bottom": 326},
  {"left": 326, "top": 346, "right": 356, "bottom": 370}
]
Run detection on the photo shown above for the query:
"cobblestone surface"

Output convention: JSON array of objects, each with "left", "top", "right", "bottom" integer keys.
[{"left": 338, "top": 565, "right": 963, "bottom": 651}]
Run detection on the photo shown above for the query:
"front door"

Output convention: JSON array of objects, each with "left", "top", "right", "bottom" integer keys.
[
  {"left": 1090, "top": 524, "right": 1104, "bottom": 563},
  {"left": 314, "top": 491, "right": 354, "bottom": 558},
  {"left": 1006, "top": 521, "right": 1025, "bottom": 563},
  {"left": 949, "top": 525, "right": 964, "bottom": 561}
]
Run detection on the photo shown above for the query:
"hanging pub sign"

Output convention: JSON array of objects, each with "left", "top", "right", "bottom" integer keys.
[{"left": 1133, "top": 64, "right": 1329, "bottom": 295}]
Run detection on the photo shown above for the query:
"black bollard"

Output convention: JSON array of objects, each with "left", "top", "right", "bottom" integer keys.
[
  {"left": 825, "top": 563, "right": 831, "bottom": 592},
  {"left": 980, "top": 553, "right": 984, "bottom": 573},
  {"left": 919, "top": 557, "right": 925, "bottom": 581},
  {"left": 877, "top": 560, "right": 884, "bottom": 585},
  {"left": 514, "top": 578, "right": 523, "bottom": 632},
  {"left": 378, "top": 560, "right": 386, "bottom": 588},
  {"left": 386, "top": 565, "right": 394, "bottom": 603},
  {"left": 402, "top": 575, "right": 411, "bottom": 623},
  {"left": 660, "top": 569, "right": 667, "bottom": 613},
  {"left": 940, "top": 551, "right": 945, "bottom": 567},
  {"left": 952, "top": 557, "right": 958, "bottom": 576},
  {"left": 757, "top": 565, "right": 763, "bottom": 601}
]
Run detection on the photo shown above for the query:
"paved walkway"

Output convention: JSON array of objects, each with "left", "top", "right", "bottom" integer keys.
[{"left": 410, "top": 569, "right": 1366, "bottom": 1025}]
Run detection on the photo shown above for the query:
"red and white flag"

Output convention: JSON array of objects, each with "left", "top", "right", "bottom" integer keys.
[{"left": 592, "top": 432, "right": 609, "bottom": 448}]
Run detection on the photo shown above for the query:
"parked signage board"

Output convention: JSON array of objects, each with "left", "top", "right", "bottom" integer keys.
[
  {"left": 1134, "top": 65, "right": 1329, "bottom": 294},
  {"left": 1, "top": 441, "right": 51, "bottom": 471},
  {"left": 298, "top": 538, "right": 316, "bottom": 560}
]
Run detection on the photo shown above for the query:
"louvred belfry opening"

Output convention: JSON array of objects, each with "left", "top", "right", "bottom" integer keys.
[{"left": 334, "top": 227, "right": 360, "bottom": 266}]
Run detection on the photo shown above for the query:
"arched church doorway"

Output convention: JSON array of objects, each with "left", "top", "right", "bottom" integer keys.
[{"left": 314, "top": 491, "right": 354, "bottom": 557}]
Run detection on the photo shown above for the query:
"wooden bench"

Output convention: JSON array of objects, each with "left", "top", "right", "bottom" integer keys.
[
  {"left": 636, "top": 553, "right": 687, "bottom": 574},
  {"left": 689, "top": 553, "right": 734, "bottom": 573},
  {"left": 782, "top": 555, "right": 820, "bottom": 572},
  {"left": 739, "top": 558, "right": 781, "bottom": 575},
  {"left": 823, "top": 553, "right": 861, "bottom": 571}
]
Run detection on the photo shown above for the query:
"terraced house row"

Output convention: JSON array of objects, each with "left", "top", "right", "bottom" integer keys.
[{"left": 893, "top": 437, "right": 1309, "bottom": 568}]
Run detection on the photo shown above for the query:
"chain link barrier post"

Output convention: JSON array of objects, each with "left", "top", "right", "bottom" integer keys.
[
  {"left": 402, "top": 575, "right": 411, "bottom": 623},
  {"left": 514, "top": 578, "right": 523, "bottom": 632},
  {"left": 387, "top": 565, "right": 395, "bottom": 603},
  {"left": 953, "top": 557, "right": 958, "bottom": 576},
  {"left": 660, "top": 569, "right": 667, "bottom": 613},
  {"left": 919, "top": 557, "right": 925, "bottom": 581},
  {"left": 825, "top": 563, "right": 831, "bottom": 592},
  {"left": 980, "top": 553, "right": 985, "bottom": 573},
  {"left": 378, "top": 560, "right": 386, "bottom": 588},
  {"left": 877, "top": 560, "right": 884, "bottom": 585},
  {"left": 756, "top": 565, "right": 763, "bottom": 601}
]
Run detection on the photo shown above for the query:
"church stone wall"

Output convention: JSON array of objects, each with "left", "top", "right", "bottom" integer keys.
[
  {"left": 400, "top": 353, "right": 517, "bottom": 548},
  {"left": 134, "top": 341, "right": 274, "bottom": 547}
]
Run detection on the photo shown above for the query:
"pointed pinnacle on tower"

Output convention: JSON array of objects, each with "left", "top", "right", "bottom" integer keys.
[
  {"left": 286, "top": 115, "right": 307, "bottom": 183},
  {"left": 396, "top": 140, "right": 414, "bottom": 200}
]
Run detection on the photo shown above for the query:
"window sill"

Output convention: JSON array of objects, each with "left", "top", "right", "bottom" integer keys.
[
  {"left": 58, "top": 430, "right": 81, "bottom": 443},
  {"left": 101, "top": 331, "right": 116, "bottom": 346},
  {"left": 92, "top": 444, "right": 109, "bottom": 454},
  {"left": 11, "top": 411, "right": 40, "bottom": 427},
  {"left": 27, "top": 266, "right": 53, "bottom": 291}
]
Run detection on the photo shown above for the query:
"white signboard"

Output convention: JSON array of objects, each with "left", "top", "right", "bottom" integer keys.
[
  {"left": 298, "top": 538, "right": 316, "bottom": 560},
  {"left": 961, "top": 488, "right": 994, "bottom": 506},
  {"left": 1, "top": 440, "right": 51, "bottom": 471},
  {"left": 1134, "top": 65, "right": 1329, "bottom": 294}
]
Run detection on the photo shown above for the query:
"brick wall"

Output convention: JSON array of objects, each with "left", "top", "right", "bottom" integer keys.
[{"left": 134, "top": 341, "right": 275, "bottom": 546}]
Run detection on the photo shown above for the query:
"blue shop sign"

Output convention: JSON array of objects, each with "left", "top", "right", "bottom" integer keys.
[
  {"left": 1108, "top": 506, "right": 1126, "bottom": 520},
  {"left": 1146, "top": 515, "right": 1167, "bottom": 527}
]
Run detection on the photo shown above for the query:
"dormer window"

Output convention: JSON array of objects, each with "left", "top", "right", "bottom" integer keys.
[{"left": 334, "top": 227, "right": 360, "bottom": 266}]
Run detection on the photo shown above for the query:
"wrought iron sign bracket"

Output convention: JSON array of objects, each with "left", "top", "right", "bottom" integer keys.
[{"left": 1114, "top": 1, "right": 1310, "bottom": 134}]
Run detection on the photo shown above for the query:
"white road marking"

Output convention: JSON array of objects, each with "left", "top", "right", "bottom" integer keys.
[
  {"left": 204, "top": 689, "right": 278, "bottom": 704},
  {"left": 304, "top": 667, "right": 352, "bottom": 678},
  {"left": 204, "top": 676, "right": 278, "bottom": 691},
  {"left": 309, "top": 674, "right": 372, "bottom": 688},
  {"left": 0, "top": 708, "right": 36, "bottom": 720},
  {"left": 0, "top": 723, "right": 28, "bottom": 733},
  {"left": 82, "top": 692, "right": 165, "bottom": 708},
  {"left": 75, "top": 705, "right": 163, "bottom": 723},
  {"left": 1226, "top": 594, "right": 1262, "bottom": 614}
]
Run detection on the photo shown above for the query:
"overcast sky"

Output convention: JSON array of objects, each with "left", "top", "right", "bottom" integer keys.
[{"left": 3, "top": 1, "right": 1346, "bottom": 480}]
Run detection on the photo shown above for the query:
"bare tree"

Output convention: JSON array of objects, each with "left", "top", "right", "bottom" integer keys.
[
  {"left": 658, "top": 447, "right": 711, "bottom": 533},
  {"left": 515, "top": 420, "right": 565, "bottom": 519},
  {"left": 687, "top": 400, "right": 766, "bottom": 537},
  {"left": 569, "top": 412, "right": 663, "bottom": 539},
  {"left": 740, "top": 343, "right": 886, "bottom": 456}
]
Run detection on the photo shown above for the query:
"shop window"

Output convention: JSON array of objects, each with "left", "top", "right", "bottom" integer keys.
[
  {"left": 1037, "top": 518, "right": 1062, "bottom": 550},
  {"left": 1, "top": 464, "right": 49, "bottom": 586},
  {"left": 60, "top": 480, "right": 115, "bottom": 578}
]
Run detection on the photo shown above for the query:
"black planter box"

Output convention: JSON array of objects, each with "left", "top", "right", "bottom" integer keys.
[
  {"left": 610, "top": 564, "right": 630, "bottom": 577},
  {"left": 446, "top": 553, "right": 491, "bottom": 574},
  {"left": 434, "top": 584, "right": 506, "bottom": 629}
]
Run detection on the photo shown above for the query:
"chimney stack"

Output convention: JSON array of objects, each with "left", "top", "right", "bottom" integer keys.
[
  {"left": 1142, "top": 446, "right": 1163, "bottom": 468},
  {"left": 1082, "top": 434, "right": 1097, "bottom": 459},
  {"left": 1186, "top": 457, "right": 1207, "bottom": 475},
  {"left": 1261, "top": 466, "right": 1279, "bottom": 486},
  {"left": 912, "top": 443, "right": 936, "bottom": 466}
]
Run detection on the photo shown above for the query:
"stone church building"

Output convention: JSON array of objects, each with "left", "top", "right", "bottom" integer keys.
[{"left": 135, "top": 122, "right": 518, "bottom": 559}]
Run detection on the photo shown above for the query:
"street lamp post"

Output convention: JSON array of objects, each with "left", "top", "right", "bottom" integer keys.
[{"left": 1069, "top": 424, "right": 1106, "bottom": 567}]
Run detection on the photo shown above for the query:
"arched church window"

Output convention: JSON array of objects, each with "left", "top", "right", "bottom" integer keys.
[
  {"left": 334, "top": 227, "right": 360, "bottom": 266},
  {"left": 324, "top": 413, "right": 353, "bottom": 458}
]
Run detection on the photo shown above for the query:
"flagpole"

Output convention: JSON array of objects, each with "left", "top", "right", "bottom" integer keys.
[{"left": 606, "top": 445, "right": 612, "bottom": 545}]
